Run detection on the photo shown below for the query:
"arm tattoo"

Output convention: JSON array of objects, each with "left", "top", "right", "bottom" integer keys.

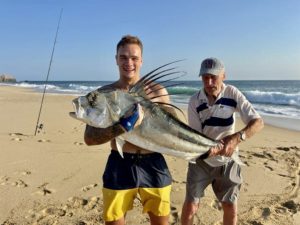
[{"left": 84, "top": 123, "right": 125, "bottom": 145}]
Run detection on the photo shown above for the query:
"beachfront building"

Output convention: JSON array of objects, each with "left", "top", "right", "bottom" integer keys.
[{"left": 0, "top": 74, "right": 16, "bottom": 83}]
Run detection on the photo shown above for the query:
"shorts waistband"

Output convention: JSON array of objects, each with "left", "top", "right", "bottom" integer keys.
[{"left": 111, "top": 150, "right": 161, "bottom": 159}]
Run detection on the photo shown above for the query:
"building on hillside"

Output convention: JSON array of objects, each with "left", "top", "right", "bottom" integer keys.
[{"left": 0, "top": 74, "right": 17, "bottom": 83}]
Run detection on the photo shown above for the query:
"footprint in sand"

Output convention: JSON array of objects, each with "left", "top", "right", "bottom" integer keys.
[
  {"left": 11, "top": 137, "right": 22, "bottom": 141},
  {"left": 243, "top": 182, "right": 249, "bottom": 192},
  {"left": 85, "top": 196, "right": 101, "bottom": 211},
  {"left": 0, "top": 176, "right": 28, "bottom": 188},
  {"left": 9, "top": 133, "right": 29, "bottom": 141},
  {"left": 281, "top": 200, "right": 300, "bottom": 214},
  {"left": 262, "top": 207, "right": 271, "bottom": 218},
  {"left": 172, "top": 178, "right": 186, "bottom": 184},
  {"left": 67, "top": 196, "right": 89, "bottom": 209},
  {"left": 21, "top": 170, "right": 32, "bottom": 175},
  {"left": 211, "top": 199, "right": 222, "bottom": 210},
  {"left": 11, "top": 179, "right": 28, "bottom": 188},
  {"left": 0, "top": 176, "right": 10, "bottom": 185},
  {"left": 274, "top": 205, "right": 288, "bottom": 214},
  {"left": 25, "top": 206, "right": 66, "bottom": 222},
  {"left": 37, "top": 139, "right": 51, "bottom": 143},
  {"left": 42, "top": 207, "right": 66, "bottom": 217},
  {"left": 72, "top": 127, "right": 83, "bottom": 134},
  {"left": 169, "top": 206, "right": 179, "bottom": 225},
  {"left": 263, "top": 151, "right": 277, "bottom": 161},
  {"left": 34, "top": 183, "right": 54, "bottom": 196},
  {"left": 277, "top": 146, "right": 291, "bottom": 152},
  {"left": 264, "top": 165, "right": 274, "bottom": 171},
  {"left": 9, "top": 132, "right": 27, "bottom": 137},
  {"left": 81, "top": 183, "right": 98, "bottom": 192},
  {"left": 244, "top": 161, "right": 250, "bottom": 166},
  {"left": 277, "top": 146, "right": 300, "bottom": 152},
  {"left": 14, "top": 170, "right": 32, "bottom": 176},
  {"left": 252, "top": 152, "right": 267, "bottom": 159},
  {"left": 249, "top": 220, "right": 263, "bottom": 225},
  {"left": 277, "top": 173, "right": 293, "bottom": 178},
  {"left": 74, "top": 141, "right": 84, "bottom": 146}
]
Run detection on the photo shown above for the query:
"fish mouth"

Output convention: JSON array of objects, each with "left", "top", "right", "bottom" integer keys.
[
  {"left": 69, "top": 112, "right": 76, "bottom": 119},
  {"left": 72, "top": 96, "right": 93, "bottom": 119},
  {"left": 71, "top": 98, "right": 81, "bottom": 118},
  {"left": 69, "top": 98, "right": 84, "bottom": 120}
]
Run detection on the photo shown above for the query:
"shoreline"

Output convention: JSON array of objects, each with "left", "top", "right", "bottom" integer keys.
[{"left": 261, "top": 114, "right": 300, "bottom": 132}]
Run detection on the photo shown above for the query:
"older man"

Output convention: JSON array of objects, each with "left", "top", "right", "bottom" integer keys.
[{"left": 181, "top": 57, "right": 264, "bottom": 225}]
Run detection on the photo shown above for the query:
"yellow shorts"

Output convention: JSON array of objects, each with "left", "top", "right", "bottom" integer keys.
[
  {"left": 103, "top": 185, "right": 171, "bottom": 222},
  {"left": 102, "top": 151, "right": 172, "bottom": 222}
]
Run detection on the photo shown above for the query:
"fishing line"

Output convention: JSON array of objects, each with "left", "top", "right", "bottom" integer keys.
[{"left": 34, "top": 8, "right": 63, "bottom": 136}]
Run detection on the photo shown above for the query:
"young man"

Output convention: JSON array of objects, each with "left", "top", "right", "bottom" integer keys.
[
  {"left": 181, "top": 57, "right": 264, "bottom": 225},
  {"left": 84, "top": 35, "right": 172, "bottom": 225}
]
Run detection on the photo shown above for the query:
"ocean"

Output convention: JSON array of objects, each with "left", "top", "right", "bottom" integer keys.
[{"left": 2, "top": 80, "right": 300, "bottom": 130}]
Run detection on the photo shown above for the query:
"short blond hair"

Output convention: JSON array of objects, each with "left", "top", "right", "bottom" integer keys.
[{"left": 116, "top": 35, "right": 143, "bottom": 54}]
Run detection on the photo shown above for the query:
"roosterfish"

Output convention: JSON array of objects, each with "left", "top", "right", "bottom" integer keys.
[{"left": 69, "top": 61, "right": 243, "bottom": 164}]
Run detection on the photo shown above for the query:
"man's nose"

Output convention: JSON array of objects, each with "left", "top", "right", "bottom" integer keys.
[
  {"left": 207, "top": 78, "right": 213, "bottom": 86},
  {"left": 124, "top": 58, "right": 133, "bottom": 64}
]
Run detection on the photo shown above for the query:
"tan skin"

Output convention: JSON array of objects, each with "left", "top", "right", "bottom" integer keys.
[
  {"left": 85, "top": 43, "right": 173, "bottom": 225},
  {"left": 181, "top": 72, "right": 264, "bottom": 225}
]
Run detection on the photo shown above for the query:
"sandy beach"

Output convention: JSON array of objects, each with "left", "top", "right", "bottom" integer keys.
[{"left": 1, "top": 85, "right": 300, "bottom": 225}]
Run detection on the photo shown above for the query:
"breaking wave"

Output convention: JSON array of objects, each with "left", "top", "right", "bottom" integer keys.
[{"left": 244, "top": 90, "right": 300, "bottom": 107}]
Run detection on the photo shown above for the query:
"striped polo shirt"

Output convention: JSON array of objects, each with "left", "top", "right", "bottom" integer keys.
[{"left": 188, "top": 84, "right": 261, "bottom": 167}]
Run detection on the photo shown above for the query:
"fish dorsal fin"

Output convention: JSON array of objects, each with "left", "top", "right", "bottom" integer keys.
[
  {"left": 153, "top": 101, "right": 186, "bottom": 120},
  {"left": 129, "top": 60, "right": 187, "bottom": 119},
  {"left": 129, "top": 60, "right": 185, "bottom": 96}
]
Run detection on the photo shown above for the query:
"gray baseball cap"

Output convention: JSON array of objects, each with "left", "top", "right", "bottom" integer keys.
[{"left": 199, "top": 57, "right": 225, "bottom": 76}]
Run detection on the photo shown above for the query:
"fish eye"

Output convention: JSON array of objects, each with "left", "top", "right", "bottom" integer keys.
[{"left": 86, "top": 92, "right": 98, "bottom": 106}]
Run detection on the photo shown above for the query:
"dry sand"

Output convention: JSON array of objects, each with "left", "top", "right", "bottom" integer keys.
[{"left": 0, "top": 86, "right": 300, "bottom": 225}]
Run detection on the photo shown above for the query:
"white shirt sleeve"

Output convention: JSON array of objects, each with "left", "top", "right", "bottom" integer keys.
[{"left": 234, "top": 87, "right": 261, "bottom": 124}]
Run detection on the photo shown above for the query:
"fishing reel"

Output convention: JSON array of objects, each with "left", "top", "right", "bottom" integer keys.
[{"left": 36, "top": 123, "right": 44, "bottom": 134}]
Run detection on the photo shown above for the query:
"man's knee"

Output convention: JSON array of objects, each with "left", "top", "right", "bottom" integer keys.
[{"left": 182, "top": 201, "right": 199, "bottom": 218}]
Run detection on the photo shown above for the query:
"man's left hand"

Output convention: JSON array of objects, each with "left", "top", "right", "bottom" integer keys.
[
  {"left": 209, "top": 133, "right": 239, "bottom": 157},
  {"left": 217, "top": 133, "right": 240, "bottom": 157}
]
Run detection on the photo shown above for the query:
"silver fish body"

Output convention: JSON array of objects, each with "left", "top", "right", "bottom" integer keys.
[
  {"left": 71, "top": 88, "right": 218, "bottom": 162},
  {"left": 122, "top": 100, "right": 218, "bottom": 161}
]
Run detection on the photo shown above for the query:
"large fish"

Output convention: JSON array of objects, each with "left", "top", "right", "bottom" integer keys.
[{"left": 70, "top": 62, "right": 242, "bottom": 164}]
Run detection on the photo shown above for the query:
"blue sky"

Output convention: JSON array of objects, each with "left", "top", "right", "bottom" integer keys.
[{"left": 1, "top": 0, "right": 299, "bottom": 81}]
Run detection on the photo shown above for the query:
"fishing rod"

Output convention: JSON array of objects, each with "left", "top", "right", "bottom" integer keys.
[{"left": 34, "top": 9, "right": 63, "bottom": 136}]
